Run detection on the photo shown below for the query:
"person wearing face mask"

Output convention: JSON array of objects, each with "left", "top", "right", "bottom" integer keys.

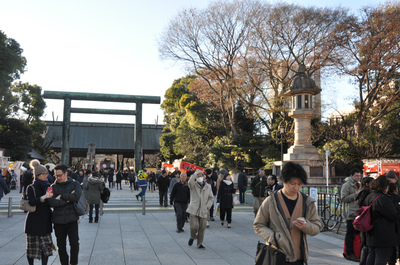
[
  {"left": 217, "top": 173, "right": 236, "bottom": 228},
  {"left": 186, "top": 169, "right": 214, "bottom": 249}
]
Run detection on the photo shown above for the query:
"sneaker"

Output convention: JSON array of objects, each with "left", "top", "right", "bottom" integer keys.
[
  {"left": 210, "top": 217, "right": 215, "bottom": 221},
  {"left": 176, "top": 229, "right": 181, "bottom": 233},
  {"left": 188, "top": 238, "right": 194, "bottom": 246},
  {"left": 198, "top": 244, "right": 206, "bottom": 249}
]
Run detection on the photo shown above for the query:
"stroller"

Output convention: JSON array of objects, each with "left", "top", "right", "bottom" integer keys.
[{"left": 10, "top": 179, "right": 16, "bottom": 190}]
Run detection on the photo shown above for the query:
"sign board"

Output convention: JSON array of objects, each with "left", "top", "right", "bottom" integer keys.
[{"left": 310, "top": 188, "right": 318, "bottom": 208}]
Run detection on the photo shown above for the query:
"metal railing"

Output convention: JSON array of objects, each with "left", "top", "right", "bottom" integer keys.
[{"left": 245, "top": 185, "right": 344, "bottom": 232}]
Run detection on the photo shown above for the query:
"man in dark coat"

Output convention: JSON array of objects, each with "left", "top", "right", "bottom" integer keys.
[
  {"left": 157, "top": 170, "right": 170, "bottom": 207},
  {"left": 170, "top": 172, "right": 190, "bottom": 233},
  {"left": 237, "top": 168, "right": 248, "bottom": 204},
  {"left": 47, "top": 164, "right": 82, "bottom": 265},
  {"left": 23, "top": 168, "right": 34, "bottom": 194},
  {"left": 250, "top": 168, "right": 268, "bottom": 216},
  {"left": 266, "top": 174, "right": 283, "bottom": 196}
]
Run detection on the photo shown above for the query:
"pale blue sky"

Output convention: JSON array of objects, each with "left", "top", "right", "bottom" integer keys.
[{"left": 1, "top": 0, "right": 383, "bottom": 125}]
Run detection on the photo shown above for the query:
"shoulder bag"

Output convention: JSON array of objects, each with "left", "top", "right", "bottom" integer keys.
[
  {"left": 74, "top": 193, "right": 89, "bottom": 216},
  {"left": 19, "top": 185, "right": 36, "bottom": 212},
  {"left": 353, "top": 195, "right": 382, "bottom": 232},
  {"left": 255, "top": 232, "right": 287, "bottom": 265}
]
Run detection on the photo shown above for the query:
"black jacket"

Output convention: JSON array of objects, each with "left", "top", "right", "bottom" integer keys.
[
  {"left": 47, "top": 178, "right": 82, "bottom": 224},
  {"left": 217, "top": 180, "right": 236, "bottom": 209},
  {"left": 237, "top": 172, "right": 248, "bottom": 190},
  {"left": 364, "top": 191, "right": 400, "bottom": 247},
  {"left": 157, "top": 176, "right": 170, "bottom": 192},
  {"left": 170, "top": 181, "right": 190, "bottom": 204},
  {"left": 250, "top": 175, "right": 268, "bottom": 197},
  {"left": 25, "top": 183, "right": 52, "bottom": 235}
]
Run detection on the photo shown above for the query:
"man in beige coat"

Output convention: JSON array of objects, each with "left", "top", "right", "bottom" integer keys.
[
  {"left": 187, "top": 170, "right": 214, "bottom": 249},
  {"left": 254, "top": 162, "right": 321, "bottom": 264}
]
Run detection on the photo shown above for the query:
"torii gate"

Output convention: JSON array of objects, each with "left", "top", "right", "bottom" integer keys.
[{"left": 43, "top": 91, "right": 161, "bottom": 171}]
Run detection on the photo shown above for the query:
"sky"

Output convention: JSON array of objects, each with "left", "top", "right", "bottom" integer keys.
[{"left": 1, "top": 0, "right": 383, "bottom": 125}]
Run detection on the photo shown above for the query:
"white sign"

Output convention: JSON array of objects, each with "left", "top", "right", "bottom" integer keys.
[{"left": 310, "top": 188, "right": 318, "bottom": 208}]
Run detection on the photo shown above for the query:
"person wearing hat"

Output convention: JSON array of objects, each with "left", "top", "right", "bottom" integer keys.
[
  {"left": 87, "top": 171, "right": 105, "bottom": 223},
  {"left": 24, "top": 159, "right": 55, "bottom": 265},
  {"left": 386, "top": 170, "right": 398, "bottom": 184},
  {"left": 136, "top": 170, "right": 148, "bottom": 201}
]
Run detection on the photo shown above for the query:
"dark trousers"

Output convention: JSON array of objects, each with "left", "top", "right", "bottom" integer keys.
[
  {"left": 366, "top": 246, "right": 393, "bottom": 265},
  {"left": 345, "top": 220, "right": 357, "bottom": 255},
  {"left": 89, "top": 204, "right": 100, "bottom": 219},
  {"left": 174, "top": 202, "right": 188, "bottom": 230},
  {"left": 239, "top": 187, "right": 246, "bottom": 204},
  {"left": 116, "top": 182, "right": 122, "bottom": 189},
  {"left": 220, "top": 208, "right": 232, "bottom": 223},
  {"left": 159, "top": 191, "right": 168, "bottom": 206},
  {"left": 54, "top": 221, "right": 79, "bottom": 265},
  {"left": 209, "top": 204, "right": 214, "bottom": 218}
]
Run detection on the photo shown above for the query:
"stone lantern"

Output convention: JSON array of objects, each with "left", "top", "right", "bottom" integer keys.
[{"left": 283, "top": 63, "right": 324, "bottom": 182}]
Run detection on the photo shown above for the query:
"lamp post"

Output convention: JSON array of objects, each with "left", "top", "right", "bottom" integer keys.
[
  {"left": 325, "top": 147, "right": 330, "bottom": 190},
  {"left": 280, "top": 125, "right": 285, "bottom": 170}
]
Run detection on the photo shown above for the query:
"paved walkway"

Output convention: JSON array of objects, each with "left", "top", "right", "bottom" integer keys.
[{"left": 0, "top": 183, "right": 355, "bottom": 265}]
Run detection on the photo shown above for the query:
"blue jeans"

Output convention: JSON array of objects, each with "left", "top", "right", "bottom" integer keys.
[
  {"left": 138, "top": 186, "right": 147, "bottom": 198},
  {"left": 89, "top": 204, "right": 99, "bottom": 219}
]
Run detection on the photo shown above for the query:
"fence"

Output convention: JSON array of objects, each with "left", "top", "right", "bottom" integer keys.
[{"left": 245, "top": 185, "right": 344, "bottom": 233}]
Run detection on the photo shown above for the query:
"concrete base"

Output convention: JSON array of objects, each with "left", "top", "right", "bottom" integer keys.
[
  {"left": 284, "top": 144, "right": 322, "bottom": 161},
  {"left": 282, "top": 144, "right": 329, "bottom": 185}
]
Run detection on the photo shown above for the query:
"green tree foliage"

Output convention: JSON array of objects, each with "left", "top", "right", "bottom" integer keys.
[
  {"left": 11, "top": 82, "right": 47, "bottom": 156},
  {"left": 0, "top": 118, "right": 32, "bottom": 160},
  {"left": 0, "top": 31, "right": 27, "bottom": 119}
]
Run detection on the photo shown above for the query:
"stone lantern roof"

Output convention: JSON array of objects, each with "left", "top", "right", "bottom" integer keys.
[{"left": 285, "top": 64, "right": 321, "bottom": 96}]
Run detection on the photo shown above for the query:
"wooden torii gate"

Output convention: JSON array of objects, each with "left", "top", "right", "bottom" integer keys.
[{"left": 43, "top": 91, "right": 161, "bottom": 172}]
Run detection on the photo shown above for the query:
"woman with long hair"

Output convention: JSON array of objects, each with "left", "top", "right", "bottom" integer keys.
[{"left": 364, "top": 175, "right": 400, "bottom": 265}]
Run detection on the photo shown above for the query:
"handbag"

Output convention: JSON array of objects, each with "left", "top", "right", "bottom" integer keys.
[
  {"left": 233, "top": 194, "right": 240, "bottom": 205},
  {"left": 255, "top": 233, "right": 287, "bottom": 265},
  {"left": 19, "top": 185, "right": 37, "bottom": 212},
  {"left": 74, "top": 193, "right": 89, "bottom": 216},
  {"left": 216, "top": 205, "right": 220, "bottom": 216}
]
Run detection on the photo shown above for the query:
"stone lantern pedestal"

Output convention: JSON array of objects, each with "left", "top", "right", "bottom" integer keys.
[{"left": 282, "top": 64, "right": 329, "bottom": 184}]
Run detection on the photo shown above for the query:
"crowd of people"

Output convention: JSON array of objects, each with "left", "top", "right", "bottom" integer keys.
[
  {"left": 5, "top": 159, "right": 400, "bottom": 265},
  {"left": 341, "top": 169, "right": 400, "bottom": 265}
]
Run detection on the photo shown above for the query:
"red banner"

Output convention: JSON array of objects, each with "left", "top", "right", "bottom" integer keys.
[{"left": 177, "top": 161, "right": 205, "bottom": 173}]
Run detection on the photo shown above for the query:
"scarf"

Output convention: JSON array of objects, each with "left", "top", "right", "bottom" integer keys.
[{"left": 34, "top": 179, "right": 50, "bottom": 194}]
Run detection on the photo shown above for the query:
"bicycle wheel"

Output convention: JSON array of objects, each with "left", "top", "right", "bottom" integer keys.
[
  {"left": 320, "top": 207, "right": 331, "bottom": 231},
  {"left": 327, "top": 214, "right": 340, "bottom": 230}
]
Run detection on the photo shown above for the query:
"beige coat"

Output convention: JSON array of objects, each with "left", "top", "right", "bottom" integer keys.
[
  {"left": 340, "top": 176, "right": 358, "bottom": 220},
  {"left": 254, "top": 191, "right": 321, "bottom": 263},
  {"left": 186, "top": 174, "right": 214, "bottom": 218}
]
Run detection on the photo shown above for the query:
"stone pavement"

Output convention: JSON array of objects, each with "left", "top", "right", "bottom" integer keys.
[{"left": 0, "top": 182, "right": 355, "bottom": 265}]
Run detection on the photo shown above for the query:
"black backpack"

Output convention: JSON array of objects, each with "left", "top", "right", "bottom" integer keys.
[{"left": 101, "top": 187, "right": 110, "bottom": 203}]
